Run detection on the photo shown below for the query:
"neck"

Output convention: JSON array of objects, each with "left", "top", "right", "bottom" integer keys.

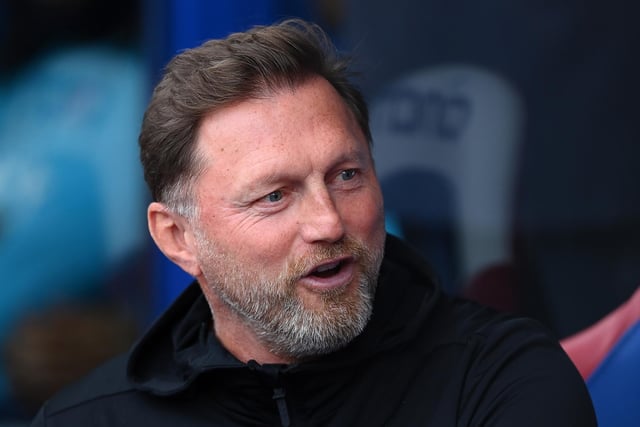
[{"left": 202, "top": 286, "right": 296, "bottom": 365}]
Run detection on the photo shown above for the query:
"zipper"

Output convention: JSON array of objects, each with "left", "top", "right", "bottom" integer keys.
[
  {"left": 272, "top": 386, "right": 291, "bottom": 427},
  {"left": 248, "top": 361, "right": 292, "bottom": 427}
]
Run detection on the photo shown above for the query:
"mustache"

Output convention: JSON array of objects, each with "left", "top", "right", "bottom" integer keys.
[{"left": 282, "top": 237, "right": 370, "bottom": 282}]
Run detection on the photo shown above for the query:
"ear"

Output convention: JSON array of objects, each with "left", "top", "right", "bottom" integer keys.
[{"left": 147, "top": 202, "right": 202, "bottom": 277}]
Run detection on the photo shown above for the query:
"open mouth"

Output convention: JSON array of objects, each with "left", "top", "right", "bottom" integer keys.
[
  {"left": 300, "top": 256, "right": 355, "bottom": 292},
  {"left": 309, "top": 260, "right": 344, "bottom": 278}
]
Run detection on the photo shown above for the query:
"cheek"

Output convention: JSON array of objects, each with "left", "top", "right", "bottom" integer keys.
[
  {"left": 197, "top": 201, "right": 299, "bottom": 268},
  {"left": 342, "top": 188, "right": 386, "bottom": 238},
  {"left": 231, "top": 217, "right": 299, "bottom": 266}
]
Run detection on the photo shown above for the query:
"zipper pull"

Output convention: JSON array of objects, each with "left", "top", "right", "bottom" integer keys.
[{"left": 272, "top": 387, "right": 291, "bottom": 427}]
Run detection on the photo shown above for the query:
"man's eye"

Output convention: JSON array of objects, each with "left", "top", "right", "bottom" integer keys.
[
  {"left": 340, "top": 169, "right": 357, "bottom": 181},
  {"left": 265, "top": 190, "right": 283, "bottom": 203}
]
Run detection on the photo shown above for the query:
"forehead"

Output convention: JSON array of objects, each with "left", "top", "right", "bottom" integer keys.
[{"left": 194, "top": 77, "right": 369, "bottom": 172}]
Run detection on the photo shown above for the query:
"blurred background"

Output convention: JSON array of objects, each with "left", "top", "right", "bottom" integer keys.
[{"left": 0, "top": 0, "right": 639, "bottom": 423}]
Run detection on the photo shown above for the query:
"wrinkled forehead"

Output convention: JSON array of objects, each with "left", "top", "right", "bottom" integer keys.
[
  {"left": 191, "top": 78, "right": 372, "bottom": 192},
  {"left": 195, "top": 77, "right": 367, "bottom": 161}
]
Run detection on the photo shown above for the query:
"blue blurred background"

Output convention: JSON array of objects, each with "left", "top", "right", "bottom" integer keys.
[{"left": 0, "top": 0, "right": 639, "bottom": 423}]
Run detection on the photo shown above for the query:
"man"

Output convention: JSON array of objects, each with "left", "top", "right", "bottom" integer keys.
[{"left": 31, "top": 19, "right": 596, "bottom": 426}]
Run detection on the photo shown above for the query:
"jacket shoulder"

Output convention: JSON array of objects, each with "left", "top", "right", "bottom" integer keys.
[
  {"left": 438, "top": 300, "right": 597, "bottom": 426},
  {"left": 33, "top": 353, "right": 135, "bottom": 423}
]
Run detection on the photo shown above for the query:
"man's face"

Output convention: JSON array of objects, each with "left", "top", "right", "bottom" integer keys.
[{"left": 190, "top": 76, "right": 386, "bottom": 359}]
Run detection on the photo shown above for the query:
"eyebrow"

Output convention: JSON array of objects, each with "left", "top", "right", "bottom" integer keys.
[{"left": 235, "top": 145, "right": 370, "bottom": 199}]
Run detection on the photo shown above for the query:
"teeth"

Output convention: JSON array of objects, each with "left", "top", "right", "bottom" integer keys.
[{"left": 315, "top": 261, "right": 340, "bottom": 273}]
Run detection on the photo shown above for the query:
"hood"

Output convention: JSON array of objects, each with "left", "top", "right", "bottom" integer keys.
[{"left": 127, "top": 234, "right": 441, "bottom": 395}]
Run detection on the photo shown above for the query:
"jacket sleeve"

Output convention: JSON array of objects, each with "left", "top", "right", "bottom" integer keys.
[{"left": 458, "top": 317, "right": 597, "bottom": 427}]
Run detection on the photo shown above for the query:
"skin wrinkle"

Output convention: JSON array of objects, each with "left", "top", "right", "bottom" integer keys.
[{"left": 179, "top": 76, "right": 386, "bottom": 363}]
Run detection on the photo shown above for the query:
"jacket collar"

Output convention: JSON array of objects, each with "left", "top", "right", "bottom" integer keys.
[{"left": 127, "top": 234, "right": 441, "bottom": 395}]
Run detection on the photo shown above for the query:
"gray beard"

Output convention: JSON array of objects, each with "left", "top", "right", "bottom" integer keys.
[{"left": 195, "top": 234, "right": 383, "bottom": 360}]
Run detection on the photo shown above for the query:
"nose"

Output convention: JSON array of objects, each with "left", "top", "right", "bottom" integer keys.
[{"left": 298, "top": 186, "right": 345, "bottom": 244}]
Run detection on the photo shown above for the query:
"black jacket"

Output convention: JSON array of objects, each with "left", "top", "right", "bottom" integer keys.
[{"left": 32, "top": 236, "right": 596, "bottom": 426}]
